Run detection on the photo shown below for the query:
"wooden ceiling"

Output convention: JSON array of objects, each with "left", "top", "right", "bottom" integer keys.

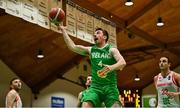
[{"left": 0, "top": 0, "right": 180, "bottom": 93}]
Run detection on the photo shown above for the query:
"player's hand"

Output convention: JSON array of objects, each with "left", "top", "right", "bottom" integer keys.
[
  {"left": 97, "top": 70, "right": 108, "bottom": 78},
  {"left": 58, "top": 25, "right": 67, "bottom": 31},
  {"left": 166, "top": 92, "right": 179, "bottom": 98},
  {"left": 97, "top": 64, "right": 111, "bottom": 78}
]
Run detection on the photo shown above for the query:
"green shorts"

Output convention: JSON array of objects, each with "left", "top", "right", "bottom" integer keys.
[{"left": 81, "top": 84, "right": 122, "bottom": 107}]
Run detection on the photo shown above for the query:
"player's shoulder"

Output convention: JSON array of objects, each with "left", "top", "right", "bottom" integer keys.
[
  {"left": 172, "top": 71, "right": 180, "bottom": 79},
  {"left": 7, "top": 89, "right": 18, "bottom": 97},
  {"left": 108, "top": 44, "right": 116, "bottom": 48},
  {"left": 8, "top": 89, "right": 17, "bottom": 94},
  {"left": 154, "top": 75, "right": 158, "bottom": 78},
  {"left": 109, "top": 46, "right": 119, "bottom": 52},
  {"left": 78, "top": 91, "right": 83, "bottom": 95},
  {"left": 154, "top": 75, "right": 158, "bottom": 80}
]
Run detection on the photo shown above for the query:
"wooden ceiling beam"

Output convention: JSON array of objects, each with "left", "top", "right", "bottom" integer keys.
[
  {"left": 71, "top": 0, "right": 126, "bottom": 28},
  {"left": 129, "top": 26, "right": 166, "bottom": 48},
  {"left": 120, "top": 45, "right": 158, "bottom": 53},
  {"left": 127, "top": 0, "right": 162, "bottom": 28},
  {"left": 119, "top": 45, "right": 162, "bottom": 65},
  {"left": 128, "top": 26, "right": 180, "bottom": 57},
  {"left": 166, "top": 48, "right": 180, "bottom": 56},
  {"left": 167, "top": 40, "right": 180, "bottom": 48},
  {"left": 126, "top": 55, "right": 155, "bottom": 66}
]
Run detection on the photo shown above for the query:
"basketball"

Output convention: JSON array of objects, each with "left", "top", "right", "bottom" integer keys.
[{"left": 49, "top": 7, "right": 65, "bottom": 25}]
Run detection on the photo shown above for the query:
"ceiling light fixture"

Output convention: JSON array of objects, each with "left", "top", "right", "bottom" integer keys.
[
  {"left": 125, "top": 0, "right": 133, "bottom": 6},
  {"left": 156, "top": 1, "right": 164, "bottom": 27},
  {"left": 156, "top": 17, "right": 164, "bottom": 27},
  {"left": 134, "top": 74, "right": 140, "bottom": 81},
  {"left": 37, "top": 48, "right": 44, "bottom": 59}
]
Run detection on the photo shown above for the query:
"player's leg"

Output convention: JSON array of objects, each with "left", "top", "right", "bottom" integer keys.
[
  {"left": 103, "top": 85, "right": 122, "bottom": 108},
  {"left": 111, "top": 101, "right": 122, "bottom": 108},
  {"left": 81, "top": 87, "right": 101, "bottom": 107},
  {"left": 82, "top": 101, "right": 93, "bottom": 108}
]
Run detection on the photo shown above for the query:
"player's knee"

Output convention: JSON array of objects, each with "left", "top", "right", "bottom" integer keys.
[
  {"left": 82, "top": 101, "right": 93, "bottom": 108},
  {"left": 111, "top": 101, "right": 121, "bottom": 108}
]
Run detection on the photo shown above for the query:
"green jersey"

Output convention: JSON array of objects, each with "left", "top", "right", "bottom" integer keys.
[{"left": 90, "top": 44, "right": 117, "bottom": 86}]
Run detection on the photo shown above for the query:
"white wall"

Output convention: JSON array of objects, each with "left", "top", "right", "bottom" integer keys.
[{"left": 0, "top": 60, "right": 31, "bottom": 107}]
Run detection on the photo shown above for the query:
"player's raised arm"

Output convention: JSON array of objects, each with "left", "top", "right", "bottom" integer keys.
[
  {"left": 58, "top": 25, "right": 91, "bottom": 56},
  {"left": 48, "top": 8, "right": 90, "bottom": 56}
]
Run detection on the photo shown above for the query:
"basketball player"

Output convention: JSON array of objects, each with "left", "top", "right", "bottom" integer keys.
[
  {"left": 6, "top": 78, "right": 22, "bottom": 108},
  {"left": 77, "top": 75, "right": 92, "bottom": 107},
  {"left": 78, "top": 75, "right": 106, "bottom": 108},
  {"left": 154, "top": 57, "right": 180, "bottom": 108},
  {"left": 59, "top": 25, "right": 126, "bottom": 108}
]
